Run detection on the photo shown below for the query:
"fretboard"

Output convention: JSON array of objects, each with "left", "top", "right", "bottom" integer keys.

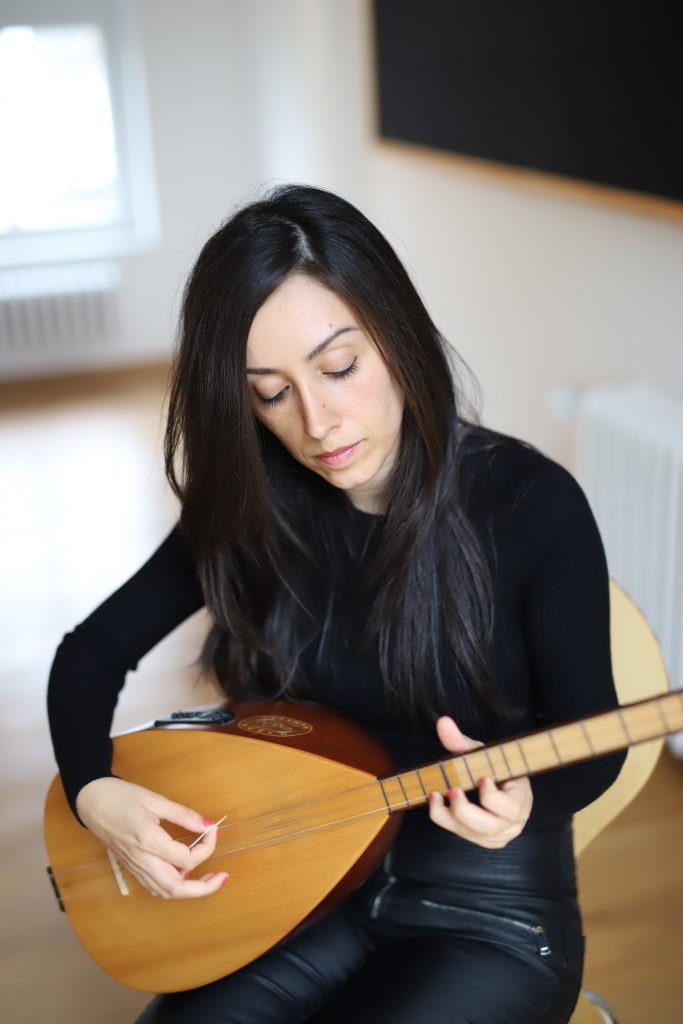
[{"left": 378, "top": 691, "right": 683, "bottom": 811}]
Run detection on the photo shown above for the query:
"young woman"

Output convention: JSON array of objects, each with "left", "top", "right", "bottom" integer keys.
[{"left": 48, "top": 184, "right": 624, "bottom": 1023}]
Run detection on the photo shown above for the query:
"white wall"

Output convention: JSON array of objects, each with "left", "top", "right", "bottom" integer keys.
[
  {"left": 364, "top": 146, "right": 683, "bottom": 466},
  {"left": 111, "top": 0, "right": 369, "bottom": 365},
  {"left": 111, "top": 0, "right": 261, "bottom": 363},
  {"left": 110, "top": 1, "right": 683, "bottom": 468}
]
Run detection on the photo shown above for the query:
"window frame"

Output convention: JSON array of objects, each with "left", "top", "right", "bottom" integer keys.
[{"left": 0, "top": 0, "right": 160, "bottom": 267}]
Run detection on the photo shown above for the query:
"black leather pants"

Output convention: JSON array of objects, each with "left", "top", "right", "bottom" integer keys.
[{"left": 135, "top": 819, "right": 584, "bottom": 1024}]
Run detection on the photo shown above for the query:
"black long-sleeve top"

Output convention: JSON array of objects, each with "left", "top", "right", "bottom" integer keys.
[{"left": 47, "top": 437, "right": 625, "bottom": 828}]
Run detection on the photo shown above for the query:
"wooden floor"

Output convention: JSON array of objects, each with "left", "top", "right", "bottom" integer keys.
[{"left": 0, "top": 365, "right": 681, "bottom": 1023}]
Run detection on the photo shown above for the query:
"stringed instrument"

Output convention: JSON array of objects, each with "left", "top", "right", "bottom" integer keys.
[{"left": 44, "top": 689, "right": 683, "bottom": 993}]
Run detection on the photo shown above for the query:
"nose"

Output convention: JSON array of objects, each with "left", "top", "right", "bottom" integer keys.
[{"left": 299, "top": 386, "right": 340, "bottom": 439}]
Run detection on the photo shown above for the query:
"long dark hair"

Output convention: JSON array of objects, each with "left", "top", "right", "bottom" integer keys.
[{"left": 165, "top": 184, "right": 504, "bottom": 724}]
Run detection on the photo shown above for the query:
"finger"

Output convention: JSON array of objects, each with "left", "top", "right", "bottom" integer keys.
[
  {"left": 169, "top": 818, "right": 221, "bottom": 870},
  {"left": 113, "top": 853, "right": 174, "bottom": 898},
  {"left": 163, "top": 870, "right": 230, "bottom": 901},
  {"left": 127, "top": 851, "right": 229, "bottom": 899},
  {"left": 427, "top": 790, "right": 496, "bottom": 838},
  {"left": 430, "top": 786, "right": 509, "bottom": 835},
  {"left": 478, "top": 777, "right": 532, "bottom": 821},
  {"left": 440, "top": 787, "right": 511, "bottom": 837},
  {"left": 427, "top": 791, "right": 457, "bottom": 833},
  {"left": 147, "top": 794, "right": 220, "bottom": 838},
  {"left": 138, "top": 815, "right": 220, "bottom": 871},
  {"left": 435, "top": 716, "right": 484, "bottom": 755}
]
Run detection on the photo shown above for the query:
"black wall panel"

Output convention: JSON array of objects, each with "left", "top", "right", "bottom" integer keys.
[{"left": 374, "top": 1, "right": 682, "bottom": 203}]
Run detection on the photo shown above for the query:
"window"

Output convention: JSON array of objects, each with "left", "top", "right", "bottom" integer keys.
[{"left": 0, "top": 0, "right": 160, "bottom": 267}]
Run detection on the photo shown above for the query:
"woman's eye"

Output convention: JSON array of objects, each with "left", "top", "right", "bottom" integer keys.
[
  {"left": 254, "top": 358, "right": 358, "bottom": 408},
  {"left": 325, "top": 357, "right": 359, "bottom": 380},
  {"left": 257, "top": 387, "right": 288, "bottom": 407}
]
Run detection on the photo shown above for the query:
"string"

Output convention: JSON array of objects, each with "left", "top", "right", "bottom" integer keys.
[
  {"left": 51, "top": 773, "right": 401, "bottom": 884},
  {"left": 51, "top": 691, "right": 683, "bottom": 906},
  {"left": 54, "top": 789, "right": 409, "bottom": 905}
]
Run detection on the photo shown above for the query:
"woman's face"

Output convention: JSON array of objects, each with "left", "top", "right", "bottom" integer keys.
[{"left": 246, "top": 274, "right": 404, "bottom": 513}]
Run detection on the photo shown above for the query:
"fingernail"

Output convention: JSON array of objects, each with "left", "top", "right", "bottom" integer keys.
[
  {"left": 202, "top": 817, "right": 216, "bottom": 827},
  {"left": 448, "top": 788, "right": 458, "bottom": 801},
  {"left": 181, "top": 869, "right": 190, "bottom": 880},
  {"left": 221, "top": 874, "right": 230, "bottom": 886},
  {"left": 478, "top": 778, "right": 487, "bottom": 789}
]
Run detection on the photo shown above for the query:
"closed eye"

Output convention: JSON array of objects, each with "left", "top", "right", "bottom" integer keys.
[
  {"left": 255, "top": 357, "right": 359, "bottom": 407},
  {"left": 326, "top": 356, "right": 358, "bottom": 380},
  {"left": 258, "top": 386, "right": 288, "bottom": 407}
]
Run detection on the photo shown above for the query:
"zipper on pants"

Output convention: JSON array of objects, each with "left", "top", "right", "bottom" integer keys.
[
  {"left": 370, "top": 849, "right": 396, "bottom": 919},
  {"left": 419, "top": 898, "right": 552, "bottom": 956}
]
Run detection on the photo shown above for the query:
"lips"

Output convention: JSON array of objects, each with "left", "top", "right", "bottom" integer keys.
[{"left": 314, "top": 441, "right": 363, "bottom": 468}]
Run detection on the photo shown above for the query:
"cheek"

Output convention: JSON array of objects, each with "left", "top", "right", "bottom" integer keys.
[
  {"left": 367, "top": 367, "right": 404, "bottom": 428},
  {"left": 347, "top": 361, "right": 402, "bottom": 418}
]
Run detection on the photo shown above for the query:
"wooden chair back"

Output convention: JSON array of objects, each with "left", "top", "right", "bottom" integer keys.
[{"left": 569, "top": 580, "right": 669, "bottom": 1023}]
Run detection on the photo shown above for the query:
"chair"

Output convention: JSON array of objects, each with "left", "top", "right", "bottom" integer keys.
[{"left": 568, "top": 580, "right": 669, "bottom": 1023}]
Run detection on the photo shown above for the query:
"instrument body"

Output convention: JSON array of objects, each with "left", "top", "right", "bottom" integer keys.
[
  {"left": 44, "top": 700, "right": 402, "bottom": 993},
  {"left": 45, "top": 687, "right": 683, "bottom": 993}
]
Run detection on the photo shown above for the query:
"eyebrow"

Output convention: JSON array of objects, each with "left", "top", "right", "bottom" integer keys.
[{"left": 246, "top": 326, "right": 359, "bottom": 375}]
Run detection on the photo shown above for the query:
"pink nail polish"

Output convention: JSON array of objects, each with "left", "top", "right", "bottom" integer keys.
[
  {"left": 181, "top": 869, "right": 190, "bottom": 880},
  {"left": 221, "top": 875, "right": 230, "bottom": 886},
  {"left": 202, "top": 817, "right": 215, "bottom": 827},
  {"left": 448, "top": 788, "right": 458, "bottom": 801}
]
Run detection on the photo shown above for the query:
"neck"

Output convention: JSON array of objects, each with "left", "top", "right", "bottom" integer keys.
[{"left": 375, "top": 691, "right": 683, "bottom": 811}]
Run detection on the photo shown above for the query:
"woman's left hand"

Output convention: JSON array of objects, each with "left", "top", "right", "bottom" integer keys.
[{"left": 428, "top": 716, "right": 533, "bottom": 849}]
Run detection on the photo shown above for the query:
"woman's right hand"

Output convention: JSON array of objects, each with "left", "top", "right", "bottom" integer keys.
[{"left": 75, "top": 777, "right": 229, "bottom": 899}]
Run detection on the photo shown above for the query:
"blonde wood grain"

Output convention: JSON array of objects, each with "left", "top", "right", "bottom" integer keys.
[
  {"left": 573, "top": 581, "right": 668, "bottom": 857},
  {"left": 569, "top": 581, "right": 669, "bottom": 1023},
  {"left": 44, "top": 729, "right": 389, "bottom": 992}
]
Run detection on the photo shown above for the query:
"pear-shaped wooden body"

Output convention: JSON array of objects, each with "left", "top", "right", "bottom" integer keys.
[{"left": 44, "top": 701, "right": 401, "bottom": 993}]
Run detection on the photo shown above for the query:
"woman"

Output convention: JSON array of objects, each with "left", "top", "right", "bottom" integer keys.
[{"left": 48, "top": 184, "right": 624, "bottom": 1023}]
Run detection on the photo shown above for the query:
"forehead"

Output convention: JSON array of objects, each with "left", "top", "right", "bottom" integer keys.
[{"left": 246, "top": 275, "right": 359, "bottom": 360}]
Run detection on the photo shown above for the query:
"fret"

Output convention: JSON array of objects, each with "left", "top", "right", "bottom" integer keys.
[
  {"left": 414, "top": 768, "right": 428, "bottom": 799},
  {"left": 392, "top": 694, "right": 682, "bottom": 816},
  {"left": 378, "top": 776, "right": 406, "bottom": 809},
  {"left": 484, "top": 744, "right": 511, "bottom": 781},
  {"left": 378, "top": 778, "right": 392, "bottom": 814},
  {"left": 653, "top": 698, "right": 670, "bottom": 732},
  {"left": 617, "top": 708, "right": 634, "bottom": 743},
  {"left": 547, "top": 729, "right": 564, "bottom": 765},
  {"left": 420, "top": 764, "right": 452, "bottom": 795},
  {"left": 552, "top": 721, "right": 596, "bottom": 761},
  {"left": 519, "top": 731, "right": 562, "bottom": 772},
  {"left": 516, "top": 739, "right": 531, "bottom": 774},
  {"left": 388, "top": 771, "right": 427, "bottom": 805},
  {"left": 496, "top": 741, "right": 527, "bottom": 778},
  {"left": 497, "top": 742, "right": 513, "bottom": 778},
  {"left": 459, "top": 749, "right": 490, "bottom": 785},
  {"left": 396, "top": 774, "right": 409, "bottom": 805},
  {"left": 580, "top": 720, "right": 597, "bottom": 755},
  {"left": 582, "top": 709, "right": 639, "bottom": 754},
  {"left": 618, "top": 702, "right": 666, "bottom": 744},
  {"left": 482, "top": 746, "right": 500, "bottom": 781},
  {"left": 457, "top": 754, "right": 476, "bottom": 790}
]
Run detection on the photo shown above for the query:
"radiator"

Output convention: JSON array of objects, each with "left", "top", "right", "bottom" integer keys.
[
  {"left": 575, "top": 382, "right": 683, "bottom": 755},
  {"left": 0, "top": 262, "right": 121, "bottom": 379}
]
